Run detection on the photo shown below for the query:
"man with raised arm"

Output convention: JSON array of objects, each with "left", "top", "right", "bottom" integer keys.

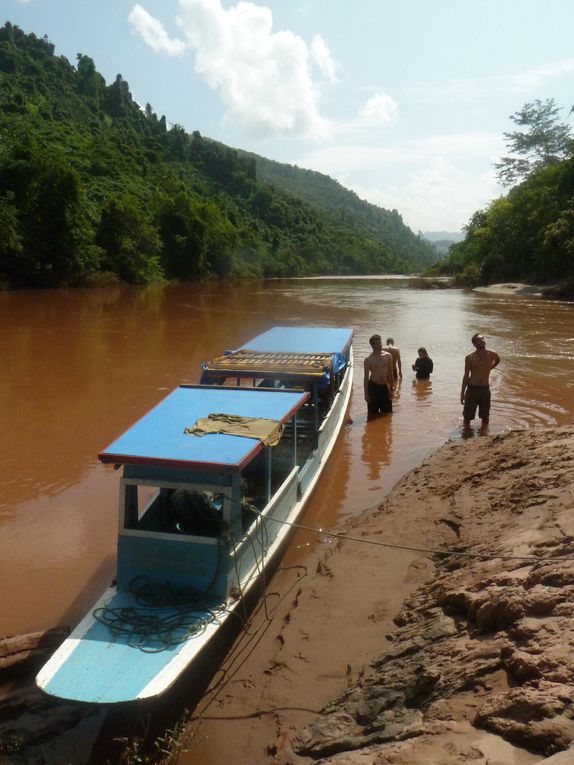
[
  {"left": 460, "top": 333, "right": 501, "bottom": 428},
  {"left": 364, "top": 334, "right": 395, "bottom": 419}
]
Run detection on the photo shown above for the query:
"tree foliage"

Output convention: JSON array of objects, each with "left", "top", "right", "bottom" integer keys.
[
  {"left": 430, "top": 154, "right": 574, "bottom": 286},
  {"left": 429, "top": 98, "right": 574, "bottom": 288},
  {"left": 96, "top": 196, "right": 162, "bottom": 283},
  {"left": 0, "top": 22, "right": 438, "bottom": 288},
  {"left": 494, "top": 99, "right": 573, "bottom": 187}
]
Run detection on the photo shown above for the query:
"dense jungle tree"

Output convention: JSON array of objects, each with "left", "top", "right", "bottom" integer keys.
[
  {"left": 0, "top": 140, "right": 100, "bottom": 286},
  {"left": 431, "top": 119, "right": 574, "bottom": 287},
  {"left": 157, "top": 192, "right": 210, "bottom": 279},
  {"left": 96, "top": 196, "right": 163, "bottom": 284}
]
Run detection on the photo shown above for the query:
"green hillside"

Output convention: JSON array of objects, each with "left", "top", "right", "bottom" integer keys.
[
  {"left": 0, "top": 23, "right": 438, "bottom": 288},
  {"left": 245, "top": 154, "right": 438, "bottom": 269}
]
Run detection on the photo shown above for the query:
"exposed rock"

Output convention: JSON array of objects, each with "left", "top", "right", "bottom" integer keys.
[{"left": 0, "top": 685, "right": 97, "bottom": 755}]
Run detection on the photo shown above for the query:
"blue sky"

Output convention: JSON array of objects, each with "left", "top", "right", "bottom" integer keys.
[{"left": 5, "top": 0, "right": 574, "bottom": 233}]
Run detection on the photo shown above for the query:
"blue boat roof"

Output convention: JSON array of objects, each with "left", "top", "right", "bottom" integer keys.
[
  {"left": 240, "top": 326, "right": 353, "bottom": 356},
  {"left": 99, "top": 385, "right": 309, "bottom": 472}
]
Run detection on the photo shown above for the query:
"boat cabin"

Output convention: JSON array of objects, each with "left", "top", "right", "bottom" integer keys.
[{"left": 99, "top": 385, "right": 310, "bottom": 602}]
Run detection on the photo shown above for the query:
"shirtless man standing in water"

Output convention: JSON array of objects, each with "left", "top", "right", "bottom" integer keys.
[
  {"left": 364, "top": 334, "right": 395, "bottom": 418},
  {"left": 460, "top": 333, "right": 501, "bottom": 428},
  {"left": 383, "top": 338, "right": 402, "bottom": 381}
]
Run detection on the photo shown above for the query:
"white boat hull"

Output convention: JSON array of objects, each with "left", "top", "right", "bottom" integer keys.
[{"left": 37, "top": 351, "right": 353, "bottom": 703}]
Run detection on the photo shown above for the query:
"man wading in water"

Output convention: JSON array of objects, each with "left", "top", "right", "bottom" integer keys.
[
  {"left": 364, "top": 334, "right": 395, "bottom": 419},
  {"left": 460, "top": 333, "right": 500, "bottom": 429},
  {"left": 383, "top": 337, "right": 402, "bottom": 381}
]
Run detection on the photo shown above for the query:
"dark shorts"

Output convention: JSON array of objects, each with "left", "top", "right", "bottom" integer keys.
[
  {"left": 463, "top": 384, "right": 491, "bottom": 421},
  {"left": 367, "top": 380, "right": 392, "bottom": 416}
]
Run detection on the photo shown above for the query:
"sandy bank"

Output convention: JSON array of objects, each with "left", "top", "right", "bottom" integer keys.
[
  {"left": 473, "top": 283, "right": 545, "bottom": 296},
  {"left": 184, "top": 425, "right": 574, "bottom": 765}
]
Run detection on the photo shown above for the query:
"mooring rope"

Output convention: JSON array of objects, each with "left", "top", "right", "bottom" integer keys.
[{"left": 251, "top": 511, "right": 574, "bottom": 563}]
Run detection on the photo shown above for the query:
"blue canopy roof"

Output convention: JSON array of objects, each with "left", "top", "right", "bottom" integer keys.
[
  {"left": 99, "top": 385, "right": 309, "bottom": 472},
  {"left": 240, "top": 326, "right": 353, "bottom": 356}
]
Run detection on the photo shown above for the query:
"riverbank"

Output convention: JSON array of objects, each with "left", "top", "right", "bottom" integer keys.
[
  {"left": 474, "top": 281, "right": 574, "bottom": 301},
  {"left": 3, "top": 425, "right": 574, "bottom": 764},
  {"left": 183, "top": 424, "right": 574, "bottom": 765},
  {"left": 473, "top": 282, "right": 545, "bottom": 296}
]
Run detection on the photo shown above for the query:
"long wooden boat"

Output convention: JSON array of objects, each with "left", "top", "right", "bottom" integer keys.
[{"left": 36, "top": 326, "right": 353, "bottom": 704}]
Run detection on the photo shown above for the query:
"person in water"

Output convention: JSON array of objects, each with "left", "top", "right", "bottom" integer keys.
[
  {"left": 383, "top": 337, "right": 402, "bottom": 380},
  {"left": 412, "top": 347, "right": 433, "bottom": 379},
  {"left": 364, "top": 334, "right": 394, "bottom": 418},
  {"left": 460, "top": 333, "right": 500, "bottom": 428}
]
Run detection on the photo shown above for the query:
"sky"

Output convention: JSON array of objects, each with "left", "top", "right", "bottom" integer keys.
[{"left": 5, "top": 0, "right": 574, "bottom": 234}]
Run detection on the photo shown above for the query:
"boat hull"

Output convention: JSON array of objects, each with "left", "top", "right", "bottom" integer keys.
[{"left": 37, "top": 351, "right": 353, "bottom": 703}]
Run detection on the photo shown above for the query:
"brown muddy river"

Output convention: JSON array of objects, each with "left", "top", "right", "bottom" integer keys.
[{"left": 1, "top": 278, "right": 574, "bottom": 760}]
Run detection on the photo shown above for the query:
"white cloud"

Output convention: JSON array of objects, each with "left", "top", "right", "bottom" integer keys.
[
  {"left": 310, "top": 34, "right": 337, "bottom": 83},
  {"left": 350, "top": 162, "right": 501, "bottom": 233},
  {"left": 292, "top": 132, "right": 505, "bottom": 232},
  {"left": 358, "top": 92, "right": 398, "bottom": 126},
  {"left": 128, "top": 4, "right": 186, "bottom": 55},
  {"left": 173, "top": 0, "right": 332, "bottom": 139},
  {"left": 510, "top": 58, "right": 574, "bottom": 91},
  {"left": 409, "top": 58, "right": 574, "bottom": 104},
  {"left": 295, "top": 132, "right": 504, "bottom": 174}
]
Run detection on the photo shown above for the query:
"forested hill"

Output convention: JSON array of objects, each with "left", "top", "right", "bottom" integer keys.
[
  {"left": 0, "top": 23, "right": 437, "bottom": 288},
  {"left": 243, "top": 154, "right": 437, "bottom": 269}
]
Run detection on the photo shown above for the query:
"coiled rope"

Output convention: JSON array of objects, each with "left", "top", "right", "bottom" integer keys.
[{"left": 93, "top": 576, "right": 227, "bottom": 652}]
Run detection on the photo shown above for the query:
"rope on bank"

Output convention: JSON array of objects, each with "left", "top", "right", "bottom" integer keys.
[{"left": 255, "top": 511, "right": 574, "bottom": 564}]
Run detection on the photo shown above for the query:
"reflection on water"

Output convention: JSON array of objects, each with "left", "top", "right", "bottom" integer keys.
[
  {"left": 361, "top": 416, "right": 393, "bottom": 484},
  {"left": 412, "top": 378, "right": 433, "bottom": 402},
  {"left": 2, "top": 278, "right": 574, "bottom": 636}
]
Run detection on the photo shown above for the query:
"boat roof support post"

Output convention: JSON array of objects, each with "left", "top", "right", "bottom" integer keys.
[
  {"left": 312, "top": 382, "right": 319, "bottom": 444},
  {"left": 229, "top": 473, "right": 243, "bottom": 538},
  {"left": 122, "top": 481, "right": 138, "bottom": 530},
  {"left": 265, "top": 446, "right": 272, "bottom": 504},
  {"left": 292, "top": 413, "right": 298, "bottom": 468}
]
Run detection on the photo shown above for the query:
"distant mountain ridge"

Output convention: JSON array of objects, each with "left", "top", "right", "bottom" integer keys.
[
  {"left": 423, "top": 231, "right": 464, "bottom": 243},
  {"left": 422, "top": 231, "right": 464, "bottom": 256}
]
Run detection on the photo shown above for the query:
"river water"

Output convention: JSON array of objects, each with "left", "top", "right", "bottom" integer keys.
[
  {"left": 2, "top": 278, "right": 574, "bottom": 761},
  {"left": 2, "top": 278, "right": 574, "bottom": 643}
]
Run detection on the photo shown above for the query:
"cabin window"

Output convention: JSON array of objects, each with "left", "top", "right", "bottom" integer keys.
[
  {"left": 123, "top": 484, "right": 160, "bottom": 528},
  {"left": 164, "top": 489, "right": 224, "bottom": 536},
  {"left": 123, "top": 483, "right": 226, "bottom": 537}
]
